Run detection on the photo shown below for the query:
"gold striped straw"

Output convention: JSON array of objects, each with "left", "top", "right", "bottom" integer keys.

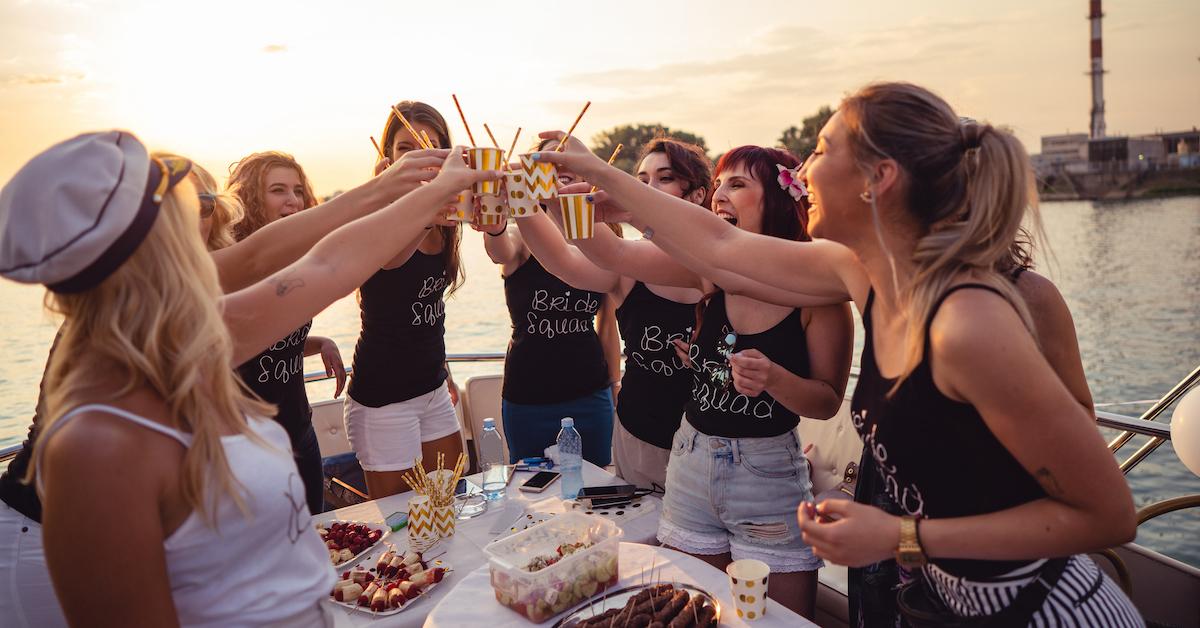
[
  {"left": 555, "top": 101, "right": 591, "bottom": 152},
  {"left": 482, "top": 123, "right": 501, "bottom": 149},
  {"left": 451, "top": 94, "right": 477, "bottom": 146},
  {"left": 589, "top": 143, "right": 623, "bottom": 193},
  {"left": 370, "top": 136, "right": 385, "bottom": 160},
  {"left": 391, "top": 105, "right": 434, "bottom": 150},
  {"left": 506, "top": 128, "right": 522, "bottom": 168},
  {"left": 420, "top": 130, "right": 435, "bottom": 149}
]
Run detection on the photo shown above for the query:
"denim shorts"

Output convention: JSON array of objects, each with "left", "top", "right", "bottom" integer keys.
[{"left": 657, "top": 421, "right": 823, "bottom": 573}]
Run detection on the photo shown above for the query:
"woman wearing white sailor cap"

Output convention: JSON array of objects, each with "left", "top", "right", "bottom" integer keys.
[{"left": 0, "top": 130, "right": 497, "bottom": 627}]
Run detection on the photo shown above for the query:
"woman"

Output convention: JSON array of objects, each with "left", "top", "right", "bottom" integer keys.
[
  {"left": 517, "top": 137, "right": 709, "bottom": 489},
  {"left": 227, "top": 151, "right": 346, "bottom": 515},
  {"left": 188, "top": 159, "right": 243, "bottom": 251},
  {"left": 475, "top": 138, "right": 620, "bottom": 466},
  {"left": 535, "top": 81, "right": 1141, "bottom": 624},
  {"left": 0, "top": 130, "right": 493, "bottom": 626},
  {"left": 344, "top": 101, "right": 465, "bottom": 499},
  {"left": 560, "top": 145, "right": 853, "bottom": 619},
  {"left": 851, "top": 234, "right": 1097, "bottom": 627},
  {"left": 0, "top": 139, "right": 459, "bottom": 628}
]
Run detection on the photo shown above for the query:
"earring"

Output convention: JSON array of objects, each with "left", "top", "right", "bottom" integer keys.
[{"left": 860, "top": 189, "right": 873, "bottom": 203}]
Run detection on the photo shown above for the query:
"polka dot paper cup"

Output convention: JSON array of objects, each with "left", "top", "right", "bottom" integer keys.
[{"left": 726, "top": 558, "right": 769, "bottom": 621}]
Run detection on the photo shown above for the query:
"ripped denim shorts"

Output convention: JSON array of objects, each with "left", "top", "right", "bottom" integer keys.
[{"left": 657, "top": 420, "right": 823, "bottom": 573}]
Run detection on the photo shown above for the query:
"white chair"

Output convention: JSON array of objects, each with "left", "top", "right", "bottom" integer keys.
[
  {"left": 461, "top": 374, "right": 507, "bottom": 465},
  {"left": 311, "top": 397, "right": 352, "bottom": 457}
]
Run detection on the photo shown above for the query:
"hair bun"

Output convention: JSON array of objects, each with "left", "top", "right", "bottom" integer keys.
[{"left": 959, "top": 120, "right": 992, "bottom": 150}]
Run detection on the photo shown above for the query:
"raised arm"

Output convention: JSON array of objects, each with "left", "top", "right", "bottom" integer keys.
[
  {"left": 517, "top": 209, "right": 621, "bottom": 293},
  {"left": 572, "top": 224, "right": 702, "bottom": 290},
  {"left": 800, "top": 289, "right": 1135, "bottom": 566},
  {"left": 211, "top": 149, "right": 449, "bottom": 293},
  {"left": 533, "top": 133, "right": 869, "bottom": 305},
  {"left": 222, "top": 150, "right": 499, "bottom": 365}
]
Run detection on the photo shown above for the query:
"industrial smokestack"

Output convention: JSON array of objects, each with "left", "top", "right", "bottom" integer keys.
[{"left": 1089, "top": 0, "right": 1106, "bottom": 139}]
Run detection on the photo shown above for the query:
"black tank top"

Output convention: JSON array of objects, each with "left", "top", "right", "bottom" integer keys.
[
  {"left": 684, "top": 292, "right": 809, "bottom": 438},
  {"left": 348, "top": 251, "right": 449, "bottom": 407},
  {"left": 237, "top": 320, "right": 313, "bottom": 443},
  {"left": 502, "top": 256, "right": 608, "bottom": 404},
  {"left": 614, "top": 282, "right": 697, "bottom": 449},
  {"left": 852, "top": 285, "right": 1045, "bottom": 578}
]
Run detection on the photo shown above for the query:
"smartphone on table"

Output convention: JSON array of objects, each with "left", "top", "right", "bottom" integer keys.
[
  {"left": 576, "top": 484, "right": 636, "bottom": 500},
  {"left": 518, "top": 471, "right": 561, "bottom": 493}
]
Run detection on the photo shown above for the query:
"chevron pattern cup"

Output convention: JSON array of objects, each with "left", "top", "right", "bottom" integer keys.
[
  {"left": 467, "top": 147, "right": 505, "bottom": 195},
  {"left": 519, "top": 153, "right": 558, "bottom": 201},
  {"left": 559, "top": 193, "right": 595, "bottom": 239},
  {"left": 504, "top": 170, "right": 539, "bottom": 218},
  {"left": 446, "top": 191, "right": 474, "bottom": 222},
  {"left": 407, "top": 495, "right": 438, "bottom": 552},
  {"left": 432, "top": 504, "right": 456, "bottom": 539}
]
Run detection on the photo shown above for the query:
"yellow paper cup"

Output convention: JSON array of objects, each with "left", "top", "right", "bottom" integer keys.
[
  {"left": 559, "top": 193, "right": 595, "bottom": 239},
  {"left": 504, "top": 170, "right": 539, "bottom": 218},
  {"left": 479, "top": 193, "right": 508, "bottom": 218},
  {"left": 445, "top": 191, "right": 474, "bottom": 222},
  {"left": 519, "top": 153, "right": 558, "bottom": 201},
  {"left": 475, "top": 211, "right": 505, "bottom": 227},
  {"left": 467, "top": 147, "right": 505, "bottom": 195},
  {"left": 727, "top": 559, "right": 769, "bottom": 621},
  {"left": 407, "top": 495, "right": 438, "bottom": 552}
]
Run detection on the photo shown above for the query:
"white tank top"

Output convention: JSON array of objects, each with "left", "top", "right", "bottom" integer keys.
[{"left": 38, "top": 404, "right": 335, "bottom": 627}]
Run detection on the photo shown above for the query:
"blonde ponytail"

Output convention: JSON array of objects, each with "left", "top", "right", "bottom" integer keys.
[{"left": 840, "top": 83, "right": 1043, "bottom": 393}]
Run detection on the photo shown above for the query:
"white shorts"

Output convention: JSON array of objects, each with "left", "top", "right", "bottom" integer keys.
[
  {"left": 344, "top": 383, "right": 461, "bottom": 472},
  {"left": 0, "top": 502, "right": 68, "bottom": 627}
]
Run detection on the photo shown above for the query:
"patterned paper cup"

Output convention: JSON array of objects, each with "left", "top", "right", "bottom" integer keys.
[
  {"left": 445, "top": 191, "right": 474, "bottom": 222},
  {"left": 504, "top": 170, "right": 538, "bottom": 218},
  {"left": 559, "top": 193, "right": 595, "bottom": 239},
  {"left": 467, "top": 147, "right": 505, "bottom": 195},
  {"left": 727, "top": 559, "right": 770, "bottom": 621},
  {"left": 480, "top": 195, "right": 508, "bottom": 222},
  {"left": 407, "top": 495, "right": 439, "bottom": 552},
  {"left": 519, "top": 153, "right": 558, "bottom": 201},
  {"left": 475, "top": 211, "right": 505, "bottom": 227}
]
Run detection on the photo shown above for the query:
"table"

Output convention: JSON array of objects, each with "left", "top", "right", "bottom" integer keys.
[
  {"left": 321, "top": 463, "right": 660, "bottom": 628},
  {"left": 425, "top": 542, "right": 814, "bottom": 628}
]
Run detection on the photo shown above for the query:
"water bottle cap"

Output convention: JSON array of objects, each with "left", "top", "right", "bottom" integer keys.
[
  {"left": 561, "top": 417, "right": 574, "bottom": 428},
  {"left": 483, "top": 418, "right": 496, "bottom": 429}
]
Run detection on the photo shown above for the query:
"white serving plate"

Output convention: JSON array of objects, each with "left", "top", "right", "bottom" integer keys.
[{"left": 317, "top": 520, "right": 391, "bottom": 570}]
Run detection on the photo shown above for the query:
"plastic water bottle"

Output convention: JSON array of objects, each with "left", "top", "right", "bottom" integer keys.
[
  {"left": 480, "top": 418, "right": 507, "bottom": 502},
  {"left": 557, "top": 417, "right": 583, "bottom": 499}
]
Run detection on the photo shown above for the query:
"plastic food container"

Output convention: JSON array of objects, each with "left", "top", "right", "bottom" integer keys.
[{"left": 484, "top": 512, "right": 622, "bottom": 623}]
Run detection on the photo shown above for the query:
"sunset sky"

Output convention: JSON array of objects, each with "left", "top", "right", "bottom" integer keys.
[{"left": 1, "top": 0, "right": 1197, "bottom": 195}]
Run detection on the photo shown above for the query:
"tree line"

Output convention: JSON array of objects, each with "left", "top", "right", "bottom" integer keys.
[{"left": 589, "top": 106, "right": 833, "bottom": 174}]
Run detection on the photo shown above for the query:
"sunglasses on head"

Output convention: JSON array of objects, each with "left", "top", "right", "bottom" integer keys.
[{"left": 197, "top": 193, "right": 216, "bottom": 219}]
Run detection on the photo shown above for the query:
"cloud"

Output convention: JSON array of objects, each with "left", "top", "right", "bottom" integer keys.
[
  {"left": 263, "top": 44, "right": 288, "bottom": 53},
  {"left": 1, "top": 72, "right": 83, "bottom": 86}
]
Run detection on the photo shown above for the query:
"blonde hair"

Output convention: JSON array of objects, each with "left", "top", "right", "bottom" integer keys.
[
  {"left": 30, "top": 164, "right": 274, "bottom": 524},
  {"left": 157, "top": 153, "right": 243, "bottom": 251},
  {"left": 839, "top": 82, "right": 1042, "bottom": 392},
  {"left": 226, "top": 151, "right": 317, "bottom": 241}
]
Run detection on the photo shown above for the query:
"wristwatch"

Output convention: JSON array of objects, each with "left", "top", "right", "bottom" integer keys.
[{"left": 895, "top": 515, "right": 927, "bottom": 568}]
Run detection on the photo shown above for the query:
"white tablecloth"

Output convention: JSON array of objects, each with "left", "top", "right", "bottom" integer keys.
[
  {"left": 424, "top": 542, "right": 815, "bottom": 628},
  {"left": 323, "top": 463, "right": 660, "bottom": 628}
]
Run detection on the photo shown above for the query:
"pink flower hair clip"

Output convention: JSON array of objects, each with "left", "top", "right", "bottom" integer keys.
[{"left": 776, "top": 164, "right": 808, "bottom": 201}]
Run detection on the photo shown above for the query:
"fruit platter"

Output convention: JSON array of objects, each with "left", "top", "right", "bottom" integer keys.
[
  {"left": 328, "top": 548, "right": 451, "bottom": 615},
  {"left": 316, "top": 520, "right": 388, "bottom": 568},
  {"left": 485, "top": 512, "right": 623, "bottom": 623}
]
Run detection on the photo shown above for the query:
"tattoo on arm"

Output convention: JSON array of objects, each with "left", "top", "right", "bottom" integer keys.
[
  {"left": 1034, "top": 467, "right": 1065, "bottom": 498},
  {"left": 268, "top": 275, "right": 306, "bottom": 297}
]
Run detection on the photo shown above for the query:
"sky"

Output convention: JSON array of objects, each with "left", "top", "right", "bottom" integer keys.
[{"left": 1, "top": 0, "right": 1197, "bottom": 195}]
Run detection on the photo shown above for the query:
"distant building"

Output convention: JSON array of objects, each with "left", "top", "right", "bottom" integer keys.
[{"left": 1088, "top": 136, "right": 1166, "bottom": 170}]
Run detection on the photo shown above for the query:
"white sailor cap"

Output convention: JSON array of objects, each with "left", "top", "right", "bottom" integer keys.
[{"left": 0, "top": 130, "right": 192, "bottom": 293}]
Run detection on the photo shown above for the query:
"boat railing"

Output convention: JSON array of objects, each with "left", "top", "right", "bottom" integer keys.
[{"left": 3, "top": 355, "right": 1192, "bottom": 470}]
